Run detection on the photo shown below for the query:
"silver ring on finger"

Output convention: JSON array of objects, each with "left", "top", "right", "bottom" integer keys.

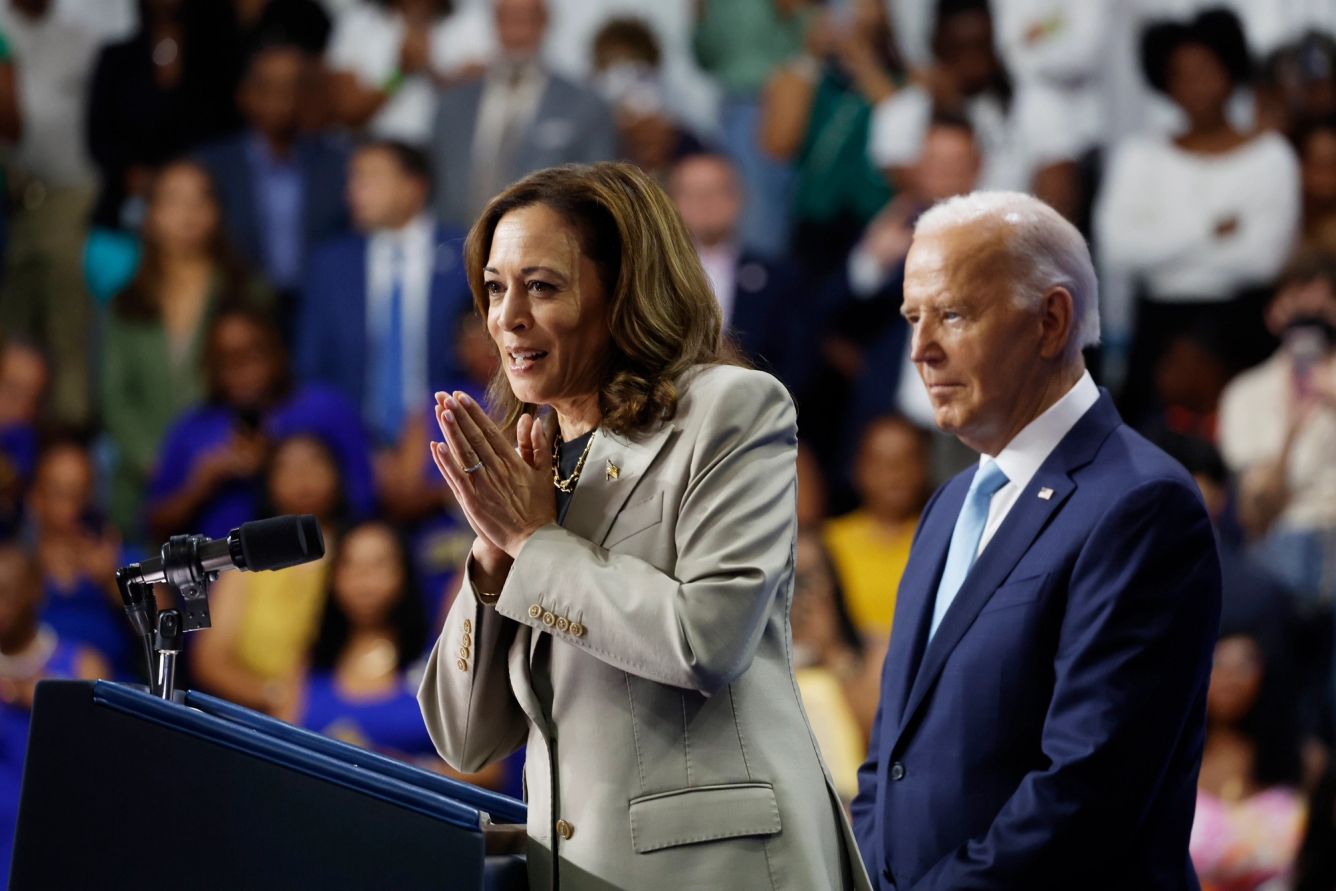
[{"left": 463, "top": 460, "right": 484, "bottom": 474}]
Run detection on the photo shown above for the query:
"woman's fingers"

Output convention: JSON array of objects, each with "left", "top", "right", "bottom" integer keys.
[
  {"left": 529, "top": 411, "right": 550, "bottom": 469},
  {"left": 440, "top": 407, "right": 484, "bottom": 473},
  {"left": 455, "top": 393, "right": 518, "bottom": 464},
  {"left": 445, "top": 396, "right": 505, "bottom": 471},
  {"left": 517, "top": 414, "right": 537, "bottom": 468}
]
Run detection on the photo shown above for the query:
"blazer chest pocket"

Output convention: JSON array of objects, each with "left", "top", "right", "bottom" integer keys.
[
  {"left": 978, "top": 572, "right": 1048, "bottom": 616},
  {"left": 628, "top": 783, "right": 781, "bottom": 853},
  {"left": 604, "top": 491, "right": 664, "bottom": 549}
]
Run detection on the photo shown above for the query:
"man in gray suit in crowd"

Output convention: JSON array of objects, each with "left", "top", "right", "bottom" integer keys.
[{"left": 431, "top": 0, "right": 618, "bottom": 229}]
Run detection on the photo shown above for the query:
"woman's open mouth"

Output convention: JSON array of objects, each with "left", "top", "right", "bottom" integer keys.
[{"left": 508, "top": 350, "right": 549, "bottom": 373}]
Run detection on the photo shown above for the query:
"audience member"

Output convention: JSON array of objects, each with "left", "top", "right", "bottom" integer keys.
[
  {"left": 102, "top": 159, "right": 270, "bottom": 535},
  {"left": 0, "top": 0, "right": 99, "bottom": 427},
  {"left": 1257, "top": 31, "right": 1336, "bottom": 137},
  {"left": 233, "top": 0, "right": 330, "bottom": 57},
  {"left": 790, "top": 530, "right": 868, "bottom": 804},
  {"left": 1298, "top": 117, "right": 1336, "bottom": 256},
  {"left": 297, "top": 141, "right": 471, "bottom": 453},
  {"left": 822, "top": 415, "right": 930, "bottom": 638},
  {"left": 431, "top": 0, "right": 615, "bottom": 229},
  {"left": 190, "top": 433, "right": 343, "bottom": 716},
  {"left": 87, "top": 0, "right": 245, "bottom": 230},
  {"left": 1192, "top": 627, "right": 1307, "bottom": 891},
  {"left": 1096, "top": 8, "right": 1300, "bottom": 427},
  {"left": 693, "top": 0, "right": 812, "bottom": 256},
  {"left": 0, "top": 544, "right": 106, "bottom": 881},
  {"left": 146, "top": 307, "right": 373, "bottom": 543},
  {"left": 326, "top": 0, "right": 493, "bottom": 146},
  {"left": 25, "top": 439, "right": 139, "bottom": 677},
  {"left": 591, "top": 18, "right": 700, "bottom": 182},
  {"left": 195, "top": 41, "right": 350, "bottom": 316},
  {"left": 761, "top": 0, "right": 899, "bottom": 274},
  {"left": 668, "top": 150, "right": 800, "bottom": 375},
  {"left": 1218, "top": 252, "right": 1336, "bottom": 601},
  {"left": 868, "top": 0, "right": 1032, "bottom": 199},
  {"left": 0, "top": 341, "right": 45, "bottom": 539}
]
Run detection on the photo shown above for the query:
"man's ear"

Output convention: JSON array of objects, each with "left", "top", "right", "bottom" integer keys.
[{"left": 1038, "top": 285, "right": 1074, "bottom": 360}]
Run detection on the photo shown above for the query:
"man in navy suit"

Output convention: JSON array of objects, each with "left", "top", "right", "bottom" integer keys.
[
  {"left": 194, "top": 42, "right": 349, "bottom": 299},
  {"left": 295, "top": 140, "right": 471, "bottom": 448},
  {"left": 668, "top": 150, "right": 803, "bottom": 381},
  {"left": 852, "top": 191, "right": 1221, "bottom": 890}
]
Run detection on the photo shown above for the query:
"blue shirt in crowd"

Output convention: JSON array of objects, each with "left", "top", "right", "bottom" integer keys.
[{"left": 247, "top": 131, "right": 305, "bottom": 291}]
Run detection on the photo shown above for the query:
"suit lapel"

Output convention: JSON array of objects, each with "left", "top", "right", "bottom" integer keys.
[
  {"left": 562, "top": 420, "right": 675, "bottom": 547},
  {"left": 889, "top": 392, "right": 1123, "bottom": 755}
]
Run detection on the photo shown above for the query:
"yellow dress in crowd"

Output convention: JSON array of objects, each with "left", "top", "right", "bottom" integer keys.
[
  {"left": 822, "top": 510, "right": 917, "bottom": 636},
  {"left": 234, "top": 558, "right": 330, "bottom": 679}
]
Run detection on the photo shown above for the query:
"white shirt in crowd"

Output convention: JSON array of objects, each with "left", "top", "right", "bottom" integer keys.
[
  {"left": 868, "top": 85, "right": 1042, "bottom": 192},
  {"left": 1094, "top": 131, "right": 1300, "bottom": 328},
  {"left": 977, "top": 370, "right": 1101, "bottom": 556},
  {"left": 695, "top": 242, "right": 739, "bottom": 325},
  {"left": 365, "top": 213, "right": 437, "bottom": 423},
  {"left": 1219, "top": 352, "right": 1336, "bottom": 531},
  {"left": 326, "top": 0, "right": 496, "bottom": 146},
  {"left": 0, "top": 6, "right": 99, "bottom": 187}
]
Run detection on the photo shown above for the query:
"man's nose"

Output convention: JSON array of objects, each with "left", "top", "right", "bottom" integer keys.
[{"left": 909, "top": 321, "right": 939, "bottom": 364}]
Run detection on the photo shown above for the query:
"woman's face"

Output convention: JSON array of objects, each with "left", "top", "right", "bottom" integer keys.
[
  {"left": 484, "top": 204, "right": 613, "bottom": 410},
  {"left": 148, "top": 163, "right": 219, "bottom": 256},
  {"left": 267, "top": 437, "right": 339, "bottom": 519},
  {"left": 791, "top": 535, "right": 840, "bottom": 658},
  {"left": 213, "top": 316, "right": 281, "bottom": 409},
  {"left": 333, "top": 524, "right": 404, "bottom": 629},
  {"left": 1207, "top": 634, "right": 1264, "bottom": 725},
  {"left": 1167, "top": 42, "right": 1233, "bottom": 123}
]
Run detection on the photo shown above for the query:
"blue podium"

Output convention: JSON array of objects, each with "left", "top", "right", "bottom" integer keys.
[{"left": 10, "top": 680, "right": 527, "bottom": 890}]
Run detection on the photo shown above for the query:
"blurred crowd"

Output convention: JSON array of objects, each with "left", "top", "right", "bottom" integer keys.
[{"left": 0, "top": 0, "right": 1333, "bottom": 887}]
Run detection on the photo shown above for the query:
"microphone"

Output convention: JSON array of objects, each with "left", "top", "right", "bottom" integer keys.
[{"left": 134, "top": 514, "right": 326, "bottom": 583}]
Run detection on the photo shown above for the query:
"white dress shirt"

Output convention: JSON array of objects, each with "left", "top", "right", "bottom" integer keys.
[
  {"left": 696, "top": 242, "right": 739, "bottom": 325},
  {"left": 976, "top": 370, "right": 1101, "bottom": 557},
  {"left": 366, "top": 213, "right": 437, "bottom": 426}
]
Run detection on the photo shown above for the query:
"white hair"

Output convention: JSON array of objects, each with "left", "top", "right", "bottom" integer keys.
[{"left": 914, "top": 191, "right": 1100, "bottom": 360}]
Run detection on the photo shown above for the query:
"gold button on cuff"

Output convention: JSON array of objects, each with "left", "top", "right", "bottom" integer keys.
[
  {"left": 555, "top": 617, "right": 569, "bottom": 632},
  {"left": 555, "top": 819, "right": 574, "bottom": 840},
  {"left": 528, "top": 604, "right": 542, "bottom": 619},
  {"left": 460, "top": 646, "right": 470, "bottom": 659},
  {"left": 542, "top": 612, "right": 556, "bottom": 627},
  {"left": 456, "top": 658, "right": 468, "bottom": 671},
  {"left": 569, "top": 622, "right": 585, "bottom": 638},
  {"left": 461, "top": 632, "right": 471, "bottom": 647},
  {"left": 462, "top": 619, "right": 472, "bottom": 634}
]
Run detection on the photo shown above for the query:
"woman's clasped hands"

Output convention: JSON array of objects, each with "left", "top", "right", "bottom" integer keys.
[{"left": 431, "top": 392, "right": 557, "bottom": 581}]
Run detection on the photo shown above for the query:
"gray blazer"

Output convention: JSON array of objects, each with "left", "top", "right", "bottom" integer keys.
[
  {"left": 419, "top": 365, "right": 872, "bottom": 891},
  {"left": 431, "top": 73, "right": 618, "bottom": 230}
]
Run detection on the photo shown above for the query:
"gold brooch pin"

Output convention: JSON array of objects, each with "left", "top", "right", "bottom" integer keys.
[
  {"left": 606, "top": 459, "right": 619, "bottom": 480},
  {"left": 1038, "top": 487, "right": 1054, "bottom": 500}
]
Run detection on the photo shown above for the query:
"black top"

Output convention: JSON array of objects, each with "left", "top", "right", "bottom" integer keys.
[{"left": 554, "top": 430, "right": 595, "bottom": 526}]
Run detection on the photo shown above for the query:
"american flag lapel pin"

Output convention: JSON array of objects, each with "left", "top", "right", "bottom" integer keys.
[
  {"left": 1038, "top": 487, "right": 1054, "bottom": 500},
  {"left": 606, "top": 459, "right": 619, "bottom": 480}
]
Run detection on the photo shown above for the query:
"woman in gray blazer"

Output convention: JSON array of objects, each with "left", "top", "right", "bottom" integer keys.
[{"left": 418, "top": 162, "right": 870, "bottom": 891}]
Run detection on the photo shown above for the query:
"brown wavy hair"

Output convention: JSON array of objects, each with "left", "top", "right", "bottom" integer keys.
[{"left": 464, "top": 162, "right": 730, "bottom": 436}]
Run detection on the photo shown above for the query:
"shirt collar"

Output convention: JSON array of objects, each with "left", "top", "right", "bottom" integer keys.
[
  {"left": 983, "top": 370, "right": 1099, "bottom": 491},
  {"left": 246, "top": 129, "right": 299, "bottom": 170}
]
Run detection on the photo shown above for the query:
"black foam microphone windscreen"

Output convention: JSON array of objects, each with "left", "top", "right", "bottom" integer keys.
[{"left": 238, "top": 515, "right": 325, "bottom": 572}]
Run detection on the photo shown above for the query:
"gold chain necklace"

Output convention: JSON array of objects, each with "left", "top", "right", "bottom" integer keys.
[{"left": 552, "top": 431, "right": 596, "bottom": 493}]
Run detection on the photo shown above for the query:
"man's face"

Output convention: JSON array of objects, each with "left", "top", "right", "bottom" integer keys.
[
  {"left": 239, "top": 47, "right": 306, "bottom": 142},
  {"left": 914, "top": 125, "right": 981, "bottom": 203},
  {"left": 496, "top": 0, "right": 547, "bottom": 56},
  {"left": 902, "top": 226, "right": 1056, "bottom": 452},
  {"left": 347, "top": 148, "right": 426, "bottom": 232},
  {"left": 669, "top": 156, "right": 742, "bottom": 247}
]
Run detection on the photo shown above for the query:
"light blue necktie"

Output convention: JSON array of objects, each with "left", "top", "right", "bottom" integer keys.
[
  {"left": 371, "top": 248, "right": 405, "bottom": 445},
  {"left": 929, "top": 460, "right": 1010, "bottom": 641}
]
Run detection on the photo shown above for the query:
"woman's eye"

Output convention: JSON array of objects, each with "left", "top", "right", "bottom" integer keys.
[
  {"left": 527, "top": 280, "right": 553, "bottom": 294},
  {"left": 484, "top": 281, "right": 503, "bottom": 296}
]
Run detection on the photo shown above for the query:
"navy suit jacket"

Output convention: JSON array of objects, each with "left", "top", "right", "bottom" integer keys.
[
  {"left": 728, "top": 250, "right": 805, "bottom": 383},
  {"left": 194, "top": 130, "right": 350, "bottom": 285},
  {"left": 294, "top": 222, "right": 473, "bottom": 412},
  {"left": 852, "top": 392, "right": 1221, "bottom": 891}
]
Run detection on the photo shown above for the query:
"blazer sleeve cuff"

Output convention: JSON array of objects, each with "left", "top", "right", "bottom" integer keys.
[{"left": 494, "top": 524, "right": 587, "bottom": 636}]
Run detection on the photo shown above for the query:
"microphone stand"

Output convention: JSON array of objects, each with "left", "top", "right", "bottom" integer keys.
[{"left": 117, "top": 533, "right": 221, "bottom": 701}]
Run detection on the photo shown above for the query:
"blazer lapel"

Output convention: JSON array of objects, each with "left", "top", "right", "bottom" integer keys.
[
  {"left": 889, "top": 391, "right": 1123, "bottom": 755},
  {"left": 881, "top": 476, "right": 967, "bottom": 732},
  {"left": 562, "top": 420, "right": 675, "bottom": 547}
]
